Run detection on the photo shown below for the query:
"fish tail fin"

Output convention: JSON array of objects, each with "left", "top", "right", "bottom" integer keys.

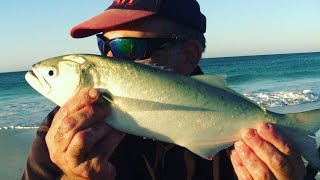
[{"left": 284, "top": 108, "right": 320, "bottom": 169}]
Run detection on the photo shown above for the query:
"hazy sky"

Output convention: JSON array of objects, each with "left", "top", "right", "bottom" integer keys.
[{"left": 0, "top": 0, "right": 319, "bottom": 72}]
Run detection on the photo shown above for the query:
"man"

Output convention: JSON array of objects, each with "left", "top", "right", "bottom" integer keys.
[{"left": 23, "top": 0, "right": 306, "bottom": 179}]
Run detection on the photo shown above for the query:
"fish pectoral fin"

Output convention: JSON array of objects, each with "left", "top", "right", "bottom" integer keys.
[
  {"left": 99, "top": 89, "right": 114, "bottom": 104},
  {"left": 185, "top": 141, "right": 234, "bottom": 160}
]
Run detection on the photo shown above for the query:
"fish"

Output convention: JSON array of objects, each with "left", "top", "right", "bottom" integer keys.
[{"left": 25, "top": 54, "right": 320, "bottom": 169}]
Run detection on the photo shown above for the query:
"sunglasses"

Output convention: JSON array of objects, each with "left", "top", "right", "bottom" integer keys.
[{"left": 96, "top": 34, "right": 185, "bottom": 60}]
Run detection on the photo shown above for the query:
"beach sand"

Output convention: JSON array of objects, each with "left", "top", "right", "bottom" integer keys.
[{"left": 0, "top": 129, "right": 36, "bottom": 179}]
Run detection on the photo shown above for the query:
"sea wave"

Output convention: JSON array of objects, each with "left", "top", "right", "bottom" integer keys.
[
  {"left": 244, "top": 89, "right": 320, "bottom": 107},
  {"left": 0, "top": 94, "right": 56, "bottom": 129},
  {"left": 227, "top": 72, "right": 320, "bottom": 85}
]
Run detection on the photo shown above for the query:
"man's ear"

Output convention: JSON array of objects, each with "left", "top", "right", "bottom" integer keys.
[{"left": 176, "top": 40, "right": 202, "bottom": 75}]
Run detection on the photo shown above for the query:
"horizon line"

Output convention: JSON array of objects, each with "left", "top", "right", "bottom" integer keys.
[
  {"left": 1, "top": 51, "right": 319, "bottom": 73},
  {"left": 203, "top": 51, "right": 320, "bottom": 60}
]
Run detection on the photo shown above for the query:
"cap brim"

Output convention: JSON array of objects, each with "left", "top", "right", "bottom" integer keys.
[{"left": 70, "top": 9, "right": 155, "bottom": 38}]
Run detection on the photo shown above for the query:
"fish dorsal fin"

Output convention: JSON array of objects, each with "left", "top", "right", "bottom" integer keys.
[
  {"left": 193, "top": 75, "right": 266, "bottom": 111},
  {"left": 192, "top": 74, "right": 228, "bottom": 88}
]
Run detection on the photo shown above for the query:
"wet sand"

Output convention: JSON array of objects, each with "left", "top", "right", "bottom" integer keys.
[{"left": 0, "top": 129, "right": 36, "bottom": 179}]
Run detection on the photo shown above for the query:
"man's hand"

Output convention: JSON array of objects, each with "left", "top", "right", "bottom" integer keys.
[
  {"left": 230, "top": 123, "right": 306, "bottom": 180},
  {"left": 45, "top": 88, "right": 124, "bottom": 179}
]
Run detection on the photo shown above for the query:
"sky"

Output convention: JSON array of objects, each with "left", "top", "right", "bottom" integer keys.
[{"left": 0, "top": 0, "right": 320, "bottom": 72}]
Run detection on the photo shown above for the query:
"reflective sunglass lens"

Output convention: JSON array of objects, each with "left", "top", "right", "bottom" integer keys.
[{"left": 109, "top": 39, "right": 147, "bottom": 60}]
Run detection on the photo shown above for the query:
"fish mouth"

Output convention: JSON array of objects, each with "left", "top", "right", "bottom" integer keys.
[{"left": 25, "top": 67, "right": 51, "bottom": 95}]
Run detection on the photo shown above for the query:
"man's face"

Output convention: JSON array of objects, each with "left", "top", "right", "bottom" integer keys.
[{"left": 101, "top": 18, "right": 200, "bottom": 75}]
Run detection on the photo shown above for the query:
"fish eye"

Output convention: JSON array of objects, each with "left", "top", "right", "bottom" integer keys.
[{"left": 48, "top": 70, "right": 54, "bottom": 76}]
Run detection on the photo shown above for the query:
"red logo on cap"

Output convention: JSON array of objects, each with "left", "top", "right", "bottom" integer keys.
[{"left": 113, "top": 0, "right": 134, "bottom": 6}]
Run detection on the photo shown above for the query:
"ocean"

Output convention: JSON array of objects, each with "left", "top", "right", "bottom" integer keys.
[{"left": 1, "top": 52, "right": 320, "bottom": 129}]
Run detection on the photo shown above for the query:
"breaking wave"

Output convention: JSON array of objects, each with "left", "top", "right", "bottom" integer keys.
[{"left": 244, "top": 89, "right": 320, "bottom": 107}]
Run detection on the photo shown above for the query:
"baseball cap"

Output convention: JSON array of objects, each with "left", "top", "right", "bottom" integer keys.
[{"left": 70, "top": 0, "right": 206, "bottom": 38}]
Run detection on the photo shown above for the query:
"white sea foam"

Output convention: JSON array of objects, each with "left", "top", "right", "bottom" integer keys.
[
  {"left": 0, "top": 126, "right": 39, "bottom": 130},
  {"left": 244, "top": 89, "right": 320, "bottom": 108}
]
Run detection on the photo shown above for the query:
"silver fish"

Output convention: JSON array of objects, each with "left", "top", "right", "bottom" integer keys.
[{"left": 25, "top": 54, "right": 320, "bottom": 169}]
